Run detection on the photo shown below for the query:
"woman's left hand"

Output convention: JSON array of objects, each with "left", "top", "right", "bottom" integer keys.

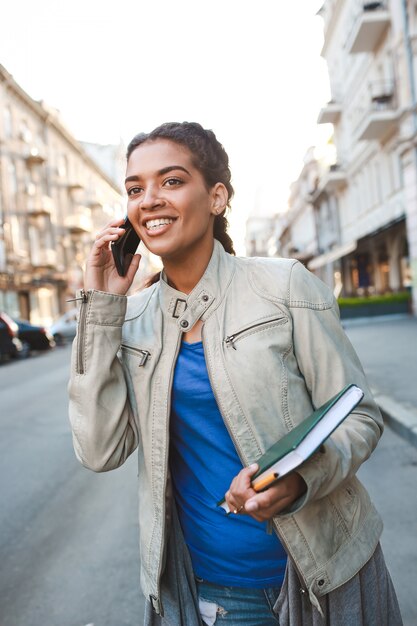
[{"left": 224, "top": 464, "right": 307, "bottom": 522}]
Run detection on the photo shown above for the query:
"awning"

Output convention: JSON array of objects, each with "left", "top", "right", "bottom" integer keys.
[{"left": 307, "top": 241, "right": 357, "bottom": 270}]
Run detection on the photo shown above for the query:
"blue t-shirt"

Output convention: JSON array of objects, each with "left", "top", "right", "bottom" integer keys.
[{"left": 169, "top": 340, "right": 287, "bottom": 588}]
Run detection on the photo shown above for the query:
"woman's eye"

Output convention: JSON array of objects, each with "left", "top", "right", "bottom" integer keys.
[
  {"left": 127, "top": 186, "right": 143, "bottom": 196},
  {"left": 164, "top": 177, "right": 183, "bottom": 187}
]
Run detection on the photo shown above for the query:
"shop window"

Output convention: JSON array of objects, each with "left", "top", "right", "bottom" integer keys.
[
  {"left": 29, "top": 287, "right": 57, "bottom": 326},
  {"left": 401, "top": 257, "right": 412, "bottom": 289},
  {"left": 0, "top": 291, "right": 20, "bottom": 318},
  {"left": 351, "top": 254, "right": 373, "bottom": 294},
  {"left": 379, "top": 259, "right": 390, "bottom": 292},
  {"left": 0, "top": 240, "right": 5, "bottom": 272}
]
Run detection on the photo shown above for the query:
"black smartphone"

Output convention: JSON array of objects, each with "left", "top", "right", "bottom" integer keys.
[{"left": 111, "top": 217, "right": 141, "bottom": 276}]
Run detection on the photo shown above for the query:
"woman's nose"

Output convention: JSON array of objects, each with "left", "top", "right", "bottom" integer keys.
[{"left": 140, "top": 186, "right": 163, "bottom": 210}]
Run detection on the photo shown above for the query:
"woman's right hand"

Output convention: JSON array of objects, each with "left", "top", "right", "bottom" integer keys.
[{"left": 84, "top": 217, "right": 141, "bottom": 295}]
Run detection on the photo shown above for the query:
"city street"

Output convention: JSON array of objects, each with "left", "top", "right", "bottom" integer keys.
[
  {"left": 0, "top": 347, "right": 143, "bottom": 626},
  {"left": 1, "top": 345, "right": 416, "bottom": 625}
]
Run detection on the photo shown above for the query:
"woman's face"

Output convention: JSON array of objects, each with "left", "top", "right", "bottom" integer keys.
[{"left": 125, "top": 139, "right": 225, "bottom": 263}]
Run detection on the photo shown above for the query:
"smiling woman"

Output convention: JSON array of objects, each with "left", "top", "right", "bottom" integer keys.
[
  {"left": 69, "top": 122, "right": 402, "bottom": 626},
  {"left": 125, "top": 123, "right": 235, "bottom": 276},
  {"left": 125, "top": 140, "right": 224, "bottom": 275}
]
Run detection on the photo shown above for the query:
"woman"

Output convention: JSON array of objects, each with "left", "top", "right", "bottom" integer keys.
[{"left": 69, "top": 122, "right": 402, "bottom": 625}]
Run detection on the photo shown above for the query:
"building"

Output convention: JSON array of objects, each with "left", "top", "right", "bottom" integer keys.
[
  {"left": 279, "top": 0, "right": 417, "bottom": 313},
  {"left": 245, "top": 214, "right": 279, "bottom": 257},
  {"left": 0, "top": 64, "right": 125, "bottom": 326},
  {"left": 80, "top": 141, "right": 126, "bottom": 188},
  {"left": 279, "top": 147, "right": 321, "bottom": 268}
]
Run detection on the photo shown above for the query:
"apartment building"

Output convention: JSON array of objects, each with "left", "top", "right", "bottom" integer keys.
[
  {"left": 245, "top": 214, "right": 280, "bottom": 257},
  {"left": 0, "top": 64, "right": 125, "bottom": 326},
  {"left": 279, "top": 0, "right": 417, "bottom": 313}
]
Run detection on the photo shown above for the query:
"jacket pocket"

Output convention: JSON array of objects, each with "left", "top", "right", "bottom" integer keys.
[
  {"left": 224, "top": 316, "right": 288, "bottom": 350},
  {"left": 121, "top": 343, "right": 151, "bottom": 366},
  {"left": 75, "top": 289, "right": 88, "bottom": 374}
]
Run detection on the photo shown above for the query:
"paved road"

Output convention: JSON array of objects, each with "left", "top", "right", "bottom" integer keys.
[
  {"left": 0, "top": 347, "right": 143, "bottom": 626},
  {"left": 1, "top": 345, "right": 416, "bottom": 625},
  {"left": 344, "top": 316, "right": 417, "bottom": 411},
  {"left": 358, "top": 425, "right": 417, "bottom": 626}
]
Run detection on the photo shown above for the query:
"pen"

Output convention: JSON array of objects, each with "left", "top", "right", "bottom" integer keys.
[{"left": 252, "top": 471, "right": 279, "bottom": 492}]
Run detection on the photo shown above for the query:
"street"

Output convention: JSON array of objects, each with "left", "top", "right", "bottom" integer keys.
[
  {"left": 1, "top": 345, "right": 416, "bottom": 626},
  {"left": 0, "top": 347, "right": 143, "bottom": 626}
]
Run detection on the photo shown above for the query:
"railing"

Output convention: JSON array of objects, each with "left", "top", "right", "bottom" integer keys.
[
  {"left": 24, "top": 146, "right": 46, "bottom": 165},
  {"left": 353, "top": 80, "right": 399, "bottom": 140},
  {"left": 363, "top": 1, "right": 386, "bottom": 11},
  {"left": 27, "top": 195, "right": 53, "bottom": 216},
  {"left": 369, "top": 79, "right": 396, "bottom": 110},
  {"left": 346, "top": 0, "right": 390, "bottom": 54}
]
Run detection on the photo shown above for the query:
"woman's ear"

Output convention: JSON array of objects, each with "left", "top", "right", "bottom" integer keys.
[{"left": 211, "top": 183, "right": 228, "bottom": 215}]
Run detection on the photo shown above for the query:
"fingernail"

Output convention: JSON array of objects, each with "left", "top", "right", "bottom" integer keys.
[
  {"left": 245, "top": 500, "right": 258, "bottom": 512},
  {"left": 249, "top": 463, "right": 258, "bottom": 471}
]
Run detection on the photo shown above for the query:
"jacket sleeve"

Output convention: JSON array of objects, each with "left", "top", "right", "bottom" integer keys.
[
  {"left": 68, "top": 289, "right": 139, "bottom": 472},
  {"left": 287, "top": 261, "right": 383, "bottom": 506}
]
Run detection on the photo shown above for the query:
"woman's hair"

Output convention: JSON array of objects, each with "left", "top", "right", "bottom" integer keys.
[{"left": 126, "top": 122, "right": 235, "bottom": 256}]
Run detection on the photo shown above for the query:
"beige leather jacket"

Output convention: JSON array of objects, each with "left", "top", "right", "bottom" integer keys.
[{"left": 68, "top": 240, "right": 383, "bottom": 615}]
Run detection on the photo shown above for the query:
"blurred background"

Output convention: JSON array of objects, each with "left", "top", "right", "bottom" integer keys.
[{"left": 1, "top": 1, "right": 416, "bottom": 625}]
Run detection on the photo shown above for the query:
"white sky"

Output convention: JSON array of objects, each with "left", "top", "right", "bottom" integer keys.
[{"left": 1, "top": 0, "right": 331, "bottom": 253}]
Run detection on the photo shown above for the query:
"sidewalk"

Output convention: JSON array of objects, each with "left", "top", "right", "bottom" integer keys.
[{"left": 343, "top": 314, "right": 417, "bottom": 448}]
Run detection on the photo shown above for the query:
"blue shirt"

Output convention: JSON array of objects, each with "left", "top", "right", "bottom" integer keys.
[{"left": 169, "top": 340, "right": 287, "bottom": 588}]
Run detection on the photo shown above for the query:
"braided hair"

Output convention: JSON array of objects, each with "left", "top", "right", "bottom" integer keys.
[{"left": 126, "top": 122, "right": 235, "bottom": 256}]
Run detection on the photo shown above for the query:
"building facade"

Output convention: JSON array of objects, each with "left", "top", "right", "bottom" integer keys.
[
  {"left": 0, "top": 64, "right": 125, "bottom": 326},
  {"left": 276, "top": 0, "right": 417, "bottom": 313}
]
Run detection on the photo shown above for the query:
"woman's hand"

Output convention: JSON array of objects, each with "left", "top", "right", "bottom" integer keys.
[
  {"left": 224, "top": 464, "right": 307, "bottom": 522},
  {"left": 84, "top": 217, "right": 141, "bottom": 295}
]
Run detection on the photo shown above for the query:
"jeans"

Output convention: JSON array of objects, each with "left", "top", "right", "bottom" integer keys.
[{"left": 196, "top": 578, "right": 280, "bottom": 626}]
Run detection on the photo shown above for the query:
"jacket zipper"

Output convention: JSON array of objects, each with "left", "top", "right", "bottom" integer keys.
[
  {"left": 204, "top": 325, "right": 308, "bottom": 595},
  {"left": 76, "top": 289, "right": 88, "bottom": 375},
  {"left": 154, "top": 330, "right": 183, "bottom": 614},
  {"left": 225, "top": 316, "right": 286, "bottom": 350},
  {"left": 120, "top": 344, "right": 150, "bottom": 366}
]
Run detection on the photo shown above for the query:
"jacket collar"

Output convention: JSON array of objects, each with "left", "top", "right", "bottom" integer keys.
[{"left": 159, "top": 239, "right": 236, "bottom": 331}]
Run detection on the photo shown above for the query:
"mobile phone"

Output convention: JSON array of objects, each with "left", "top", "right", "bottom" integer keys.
[{"left": 111, "top": 217, "right": 141, "bottom": 276}]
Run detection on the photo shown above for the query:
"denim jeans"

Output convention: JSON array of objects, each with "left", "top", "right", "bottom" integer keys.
[{"left": 196, "top": 578, "right": 280, "bottom": 626}]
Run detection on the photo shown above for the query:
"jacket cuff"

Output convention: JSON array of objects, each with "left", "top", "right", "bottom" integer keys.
[{"left": 77, "top": 289, "right": 127, "bottom": 326}]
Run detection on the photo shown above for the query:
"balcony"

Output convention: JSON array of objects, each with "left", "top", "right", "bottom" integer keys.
[
  {"left": 31, "top": 249, "right": 57, "bottom": 268},
  {"left": 356, "top": 81, "right": 400, "bottom": 142},
  {"left": 347, "top": 2, "right": 390, "bottom": 54},
  {"left": 24, "top": 146, "right": 46, "bottom": 165},
  {"left": 67, "top": 182, "right": 84, "bottom": 191},
  {"left": 308, "top": 241, "right": 357, "bottom": 271},
  {"left": 312, "top": 164, "right": 347, "bottom": 201},
  {"left": 64, "top": 206, "right": 93, "bottom": 234},
  {"left": 87, "top": 196, "right": 104, "bottom": 210},
  {"left": 317, "top": 101, "right": 342, "bottom": 125},
  {"left": 27, "top": 195, "right": 53, "bottom": 216}
]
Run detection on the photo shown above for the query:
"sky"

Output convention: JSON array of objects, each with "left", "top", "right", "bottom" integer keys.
[{"left": 1, "top": 0, "right": 331, "bottom": 253}]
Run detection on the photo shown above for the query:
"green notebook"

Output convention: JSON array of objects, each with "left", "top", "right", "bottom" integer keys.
[{"left": 218, "top": 383, "right": 364, "bottom": 513}]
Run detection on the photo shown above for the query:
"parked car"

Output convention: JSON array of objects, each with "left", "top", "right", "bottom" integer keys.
[
  {"left": 49, "top": 309, "right": 78, "bottom": 345},
  {"left": 0, "top": 312, "right": 24, "bottom": 361},
  {"left": 13, "top": 318, "right": 56, "bottom": 352}
]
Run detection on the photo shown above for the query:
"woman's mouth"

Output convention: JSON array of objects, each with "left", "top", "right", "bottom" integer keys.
[{"left": 145, "top": 218, "right": 176, "bottom": 233}]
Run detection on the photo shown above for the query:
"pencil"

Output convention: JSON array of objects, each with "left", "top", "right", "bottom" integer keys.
[{"left": 252, "top": 471, "right": 279, "bottom": 492}]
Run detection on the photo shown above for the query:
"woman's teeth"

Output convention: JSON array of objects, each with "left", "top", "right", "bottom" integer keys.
[{"left": 146, "top": 218, "right": 174, "bottom": 230}]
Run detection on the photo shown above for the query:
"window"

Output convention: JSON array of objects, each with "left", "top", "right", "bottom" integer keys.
[
  {"left": 7, "top": 160, "right": 18, "bottom": 203},
  {"left": 3, "top": 106, "right": 13, "bottom": 138},
  {"left": 19, "top": 119, "right": 32, "bottom": 143}
]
